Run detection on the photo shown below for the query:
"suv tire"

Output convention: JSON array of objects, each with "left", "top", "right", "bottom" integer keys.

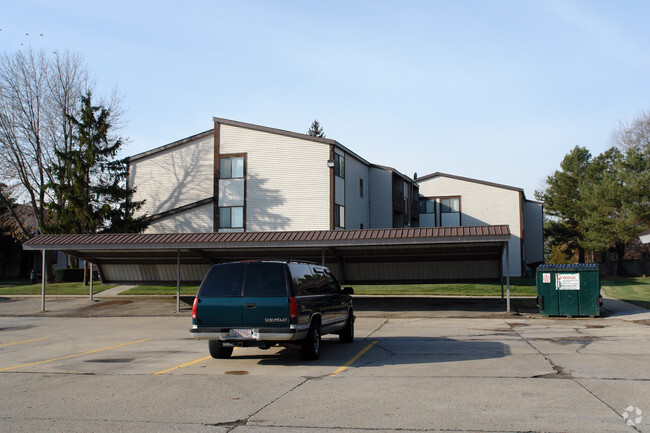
[
  {"left": 209, "top": 340, "right": 233, "bottom": 359},
  {"left": 301, "top": 321, "right": 321, "bottom": 360},
  {"left": 338, "top": 312, "right": 354, "bottom": 343}
]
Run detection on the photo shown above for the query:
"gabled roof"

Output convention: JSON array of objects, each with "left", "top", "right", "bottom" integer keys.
[
  {"left": 126, "top": 117, "right": 372, "bottom": 166},
  {"left": 416, "top": 172, "right": 538, "bottom": 201}
]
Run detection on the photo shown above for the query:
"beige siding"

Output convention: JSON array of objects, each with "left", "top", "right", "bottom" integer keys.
[
  {"left": 130, "top": 135, "right": 214, "bottom": 216},
  {"left": 344, "top": 154, "right": 370, "bottom": 229},
  {"left": 220, "top": 124, "right": 330, "bottom": 231},
  {"left": 418, "top": 176, "right": 523, "bottom": 276},
  {"left": 219, "top": 178, "right": 245, "bottom": 206},
  {"left": 145, "top": 203, "right": 213, "bottom": 233}
]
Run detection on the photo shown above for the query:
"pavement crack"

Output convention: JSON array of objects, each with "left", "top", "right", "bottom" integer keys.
[
  {"left": 366, "top": 318, "right": 389, "bottom": 339},
  {"left": 505, "top": 319, "right": 573, "bottom": 379},
  {"left": 243, "top": 376, "right": 310, "bottom": 426},
  {"left": 202, "top": 419, "right": 247, "bottom": 430}
]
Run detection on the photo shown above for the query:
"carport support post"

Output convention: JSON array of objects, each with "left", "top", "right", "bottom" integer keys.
[
  {"left": 176, "top": 250, "right": 180, "bottom": 313},
  {"left": 506, "top": 242, "right": 511, "bottom": 313},
  {"left": 41, "top": 249, "right": 46, "bottom": 312},
  {"left": 89, "top": 262, "right": 94, "bottom": 301}
]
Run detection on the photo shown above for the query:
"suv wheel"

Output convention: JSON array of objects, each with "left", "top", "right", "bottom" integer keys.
[
  {"left": 301, "top": 321, "right": 321, "bottom": 360},
  {"left": 339, "top": 312, "right": 354, "bottom": 343},
  {"left": 209, "top": 340, "right": 233, "bottom": 359}
]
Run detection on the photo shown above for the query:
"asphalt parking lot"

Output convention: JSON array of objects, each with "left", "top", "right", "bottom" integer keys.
[{"left": 0, "top": 295, "right": 649, "bottom": 433}]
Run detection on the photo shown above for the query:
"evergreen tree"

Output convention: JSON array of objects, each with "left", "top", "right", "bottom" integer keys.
[
  {"left": 307, "top": 119, "right": 326, "bottom": 138},
  {"left": 535, "top": 146, "right": 592, "bottom": 262},
  {"left": 47, "top": 92, "right": 149, "bottom": 235}
]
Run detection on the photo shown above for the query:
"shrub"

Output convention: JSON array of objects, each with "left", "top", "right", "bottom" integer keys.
[{"left": 53, "top": 268, "right": 85, "bottom": 282}]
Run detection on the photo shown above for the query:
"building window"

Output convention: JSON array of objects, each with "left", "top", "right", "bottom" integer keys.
[
  {"left": 334, "top": 153, "right": 345, "bottom": 178},
  {"left": 220, "top": 156, "right": 244, "bottom": 179},
  {"left": 440, "top": 198, "right": 460, "bottom": 214},
  {"left": 334, "top": 204, "right": 345, "bottom": 228},
  {"left": 359, "top": 178, "right": 364, "bottom": 197},
  {"left": 419, "top": 198, "right": 435, "bottom": 214},
  {"left": 219, "top": 206, "right": 244, "bottom": 229}
]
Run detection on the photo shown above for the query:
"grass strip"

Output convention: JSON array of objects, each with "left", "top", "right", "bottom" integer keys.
[
  {"left": 601, "top": 277, "right": 650, "bottom": 310},
  {"left": 0, "top": 282, "right": 114, "bottom": 296}
]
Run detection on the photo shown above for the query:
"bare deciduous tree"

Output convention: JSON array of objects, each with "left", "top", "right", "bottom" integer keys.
[
  {"left": 0, "top": 48, "right": 125, "bottom": 280},
  {"left": 611, "top": 110, "right": 650, "bottom": 152}
]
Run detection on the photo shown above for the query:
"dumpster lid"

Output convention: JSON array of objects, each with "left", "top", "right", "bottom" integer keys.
[{"left": 537, "top": 263, "right": 599, "bottom": 271}]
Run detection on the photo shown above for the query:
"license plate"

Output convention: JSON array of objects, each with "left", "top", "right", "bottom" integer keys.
[{"left": 231, "top": 329, "right": 257, "bottom": 339}]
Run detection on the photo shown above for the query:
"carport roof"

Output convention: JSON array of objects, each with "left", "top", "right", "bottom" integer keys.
[{"left": 23, "top": 225, "right": 511, "bottom": 266}]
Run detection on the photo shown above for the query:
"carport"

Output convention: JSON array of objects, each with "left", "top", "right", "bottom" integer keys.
[{"left": 23, "top": 225, "right": 513, "bottom": 312}]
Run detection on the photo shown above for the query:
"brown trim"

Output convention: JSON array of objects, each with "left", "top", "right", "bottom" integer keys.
[
  {"left": 329, "top": 145, "right": 335, "bottom": 230},
  {"left": 213, "top": 122, "right": 221, "bottom": 232},
  {"left": 127, "top": 129, "right": 214, "bottom": 162},
  {"left": 149, "top": 198, "right": 215, "bottom": 222},
  {"left": 218, "top": 153, "right": 247, "bottom": 231},
  {"left": 417, "top": 172, "right": 526, "bottom": 196}
]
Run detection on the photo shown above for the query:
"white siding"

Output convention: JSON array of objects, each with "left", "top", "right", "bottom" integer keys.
[
  {"left": 145, "top": 203, "right": 213, "bottom": 233},
  {"left": 220, "top": 124, "right": 330, "bottom": 231},
  {"left": 344, "top": 153, "right": 370, "bottom": 229},
  {"left": 418, "top": 176, "right": 523, "bottom": 277},
  {"left": 129, "top": 134, "right": 213, "bottom": 216},
  {"left": 368, "top": 167, "right": 393, "bottom": 228},
  {"left": 219, "top": 178, "right": 245, "bottom": 206}
]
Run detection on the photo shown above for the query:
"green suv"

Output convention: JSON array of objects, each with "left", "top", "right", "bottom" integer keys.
[{"left": 190, "top": 260, "right": 354, "bottom": 360}]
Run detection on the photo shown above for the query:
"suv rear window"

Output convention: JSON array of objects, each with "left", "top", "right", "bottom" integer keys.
[
  {"left": 243, "top": 262, "right": 288, "bottom": 297},
  {"left": 198, "top": 262, "right": 246, "bottom": 297}
]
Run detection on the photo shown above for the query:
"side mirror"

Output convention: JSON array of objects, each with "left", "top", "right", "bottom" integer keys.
[{"left": 342, "top": 287, "right": 354, "bottom": 295}]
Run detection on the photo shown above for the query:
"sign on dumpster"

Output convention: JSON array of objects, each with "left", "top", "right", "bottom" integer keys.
[{"left": 556, "top": 273, "right": 580, "bottom": 290}]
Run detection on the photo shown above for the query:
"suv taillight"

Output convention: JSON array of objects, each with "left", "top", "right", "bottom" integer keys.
[
  {"left": 192, "top": 297, "right": 198, "bottom": 319},
  {"left": 289, "top": 297, "right": 298, "bottom": 319}
]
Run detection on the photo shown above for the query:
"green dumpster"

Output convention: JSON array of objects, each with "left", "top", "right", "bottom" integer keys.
[{"left": 536, "top": 264, "right": 601, "bottom": 317}]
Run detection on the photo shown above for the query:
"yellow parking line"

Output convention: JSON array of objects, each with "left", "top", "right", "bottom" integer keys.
[
  {"left": 154, "top": 356, "right": 211, "bottom": 375},
  {"left": 154, "top": 348, "right": 239, "bottom": 375},
  {"left": 0, "top": 337, "right": 49, "bottom": 348},
  {"left": 0, "top": 338, "right": 151, "bottom": 372},
  {"left": 330, "top": 340, "right": 377, "bottom": 377}
]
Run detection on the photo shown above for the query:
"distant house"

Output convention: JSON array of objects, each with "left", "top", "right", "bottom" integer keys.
[
  {"left": 640, "top": 230, "right": 650, "bottom": 244},
  {"left": 126, "top": 117, "right": 542, "bottom": 278},
  {"left": 416, "top": 172, "right": 544, "bottom": 276},
  {"left": 127, "top": 117, "right": 418, "bottom": 234}
]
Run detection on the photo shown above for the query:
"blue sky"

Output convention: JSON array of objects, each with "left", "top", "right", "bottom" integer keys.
[{"left": 3, "top": 0, "right": 649, "bottom": 199}]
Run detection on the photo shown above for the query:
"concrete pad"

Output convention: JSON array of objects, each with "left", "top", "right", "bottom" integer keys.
[
  {"left": 1, "top": 372, "right": 301, "bottom": 427},
  {"left": 577, "top": 378, "right": 650, "bottom": 431},
  {"left": 249, "top": 376, "right": 631, "bottom": 432}
]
